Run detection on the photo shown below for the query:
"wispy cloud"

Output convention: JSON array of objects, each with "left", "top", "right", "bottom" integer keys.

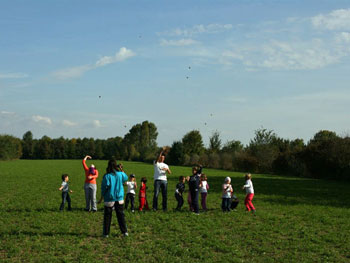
[
  {"left": 0, "top": 72, "right": 28, "bottom": 79},
  {"left": 62, "top": 120, "right": 77, "bottom": 127},
  {"left": 52, "top": 47, "right": 135, "bottom": 80},
  {"left": 160, "top": 38, "right": 199, "bottom": 46},
  {"left": 32, "top": 115, "right": 52, "bottom": 125},
  {"left": 312, "top": 9, "right": 350, "bottom": 30},
  {"left": 159, "top": 23, "right": 232, "bottom": 37},
  {"left": 92, "top": 120, "right": 103, "bottom": 128},
  {"left": 1, "top": 111, "right": 16, "bottom": 115}
]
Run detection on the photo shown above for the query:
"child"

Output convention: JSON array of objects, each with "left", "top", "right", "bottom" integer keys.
[
  {"left": 242, "top": 173, "right": 256, "bottom": 215},
  {"left": 199, "top": 174, "right": 209, "bottom": 211},
  {"left": 58, "top": 174, "right": 73, "bottom": 211},
  {"left": 125, "top": 174, "right": 137, "bottom": 212},
  {"left": 222, "top": 177, "right": 233, "bottom": 212},
  {"left": 175, "top": 176, "right": 186, "bottom": 210},
  {"left": 139, "top": 177, "right": 149, "bottom": 211},
  {"left": 230, "top": 186, "right": 239, "bottom": 210}
]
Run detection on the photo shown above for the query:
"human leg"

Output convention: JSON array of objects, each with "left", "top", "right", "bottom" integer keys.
[
  {"left": 130, "top": 194, "right": 135, "bottom": 211},
  {"left": 125, "top": 193, "right": 130, "bottom": 209},
  {"left": 152, "top": 180, "right": 161, "bottom": 210},
  {"left": 84, "top": 183, "right": 90, "bottom": 211},
  {"left": 191, "top": 189, "right": 199, "bottom": 214},
  {"left": 187, "top": 192, "right": 193, "bottom": 211},
  {"left": 115, "top": 203, "right": 127, "bottom": 234},
  {"left": 103, "top": 206, "right": 113, "bottom": 236},
  {"left": 246, "top": 194, "right": 255, "bottom": 211},
  {"left": 139, "top": 197, "right": 145, "bottom": 211},
  {"left": 60, "top": 192, "right": 67, "bottom": 210},
  {"left": 67, "top": 192, "right": 72, "bottom": 210},
  {"left": 160, "top": 180, "right": 168, "bottom": 211},
  {"left": 91, "top": 184, "right": 97, "bottom": 211},
  {"left": 201, "top": 193, "right": 207, "bottom": 210}
]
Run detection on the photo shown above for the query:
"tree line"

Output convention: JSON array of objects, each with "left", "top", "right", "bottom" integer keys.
[{"left": 0, "top": 120, "right": 349, "bottom": 181}]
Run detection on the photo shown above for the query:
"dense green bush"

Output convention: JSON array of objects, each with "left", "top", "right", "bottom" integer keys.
[{"left": 0, "top": 134, "right": 22, "bottom": 160}]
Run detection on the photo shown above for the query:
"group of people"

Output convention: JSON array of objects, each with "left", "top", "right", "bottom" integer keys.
[{"left": 58, "top": 149, "right": 256, "bottom": 237}]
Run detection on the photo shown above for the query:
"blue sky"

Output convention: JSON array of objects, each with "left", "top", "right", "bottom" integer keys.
[{"left": 1, "top": 0, "right": 350, "bottom": 146}]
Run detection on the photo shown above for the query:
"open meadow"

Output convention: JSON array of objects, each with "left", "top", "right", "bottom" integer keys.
[{"left": 1, "top": 160, "right": 350, "bottom": 262}]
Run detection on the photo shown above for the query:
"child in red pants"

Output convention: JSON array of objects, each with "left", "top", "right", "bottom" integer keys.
[
  {"left": 242, "top": 173, "right": 255, "bottom": 215},
  {"left": 139, "top": 177, "right": 149, "bottom": 211}
]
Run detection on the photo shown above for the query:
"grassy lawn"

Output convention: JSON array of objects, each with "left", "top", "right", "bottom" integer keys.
[{"left": 1, "top": 160, "right": 349, "bottom": 262}]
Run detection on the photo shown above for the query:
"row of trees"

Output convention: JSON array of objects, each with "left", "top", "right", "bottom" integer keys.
[
  {"left": 2, "top": 121, "right": 158, "bottom": 162},
  {"left": 166, "top": 129, "right": 350, "bottom": 181},
  {"left": 1, "top": 120, "right": 349, "bottom": 180}
]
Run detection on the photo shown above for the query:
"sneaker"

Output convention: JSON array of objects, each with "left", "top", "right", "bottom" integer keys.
[
  {"left": 123, "top": 232, "right": 129, "bottom": 237},
  {"left": 92, "top": 210, "right": 97, "bottom": 213},
  {"left": 131, "top": 210, "right": 135, "bottom": 213},
  {"left": 103, "top": 235, "right": 109, "bottom": 238}
]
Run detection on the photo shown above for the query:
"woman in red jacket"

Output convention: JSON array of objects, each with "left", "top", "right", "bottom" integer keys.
[{"left": 83, "top": 155, "right": 99, "bottom": 212}]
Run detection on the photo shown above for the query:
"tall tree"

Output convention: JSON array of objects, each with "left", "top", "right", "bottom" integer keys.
[
  {"left": 22, "top": 131, "right": 34, "bottom": 159},
  {"left": 182, "top": 130, "right": 204, "bottom": 156},
  {"left": 208, "top": 131, "right": 222, "bottom": 153}
]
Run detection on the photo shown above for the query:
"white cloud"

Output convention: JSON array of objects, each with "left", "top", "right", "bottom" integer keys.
[
  {"left": 160, "top": 38, "right": 199, "bottom": 46},
  {"left": 32, "top": 115, "right": 52, "bottom": 125},
  {"left": 62, "top": 120, "right": 77, "bottom": 127},
  {"left": 52, "top": 47, "right": 135, "bottom": 80},
  {"left": 95, "top": 47, "right": 135, "bottom": 67},
  {"left": 1, "top": 111, "right": 16, "bottom": 115},
  {"left": 53, "top": 65, "right": 92, "bottom": 80},
  {"left": 220, "top": 39, "right": 342, "bottom": 70},
  {"left": 92, "top": 120, "right": 103, "bottom": 128},
  {"left": 159, "top": 23, "right": 232, "bottom": 37},
  {"left": 336, "top": 32, "right": 350, "bottom": 43},
  {"left": 312, "top": 9, "right": 350, "bottom": 30},
  {"left": 0, "top": 72, "right": 28, "bottom": 79}
]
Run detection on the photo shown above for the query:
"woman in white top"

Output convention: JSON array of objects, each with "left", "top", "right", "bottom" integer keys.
[
  {"left": 242, "top": 173, "right": 256, "bottom": 214},
  {"left": 222, "top": 177, "right": 233, "bottom": 212}
]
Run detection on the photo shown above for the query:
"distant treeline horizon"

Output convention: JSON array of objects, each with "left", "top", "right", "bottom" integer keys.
[{"left": 1, "top": 120, "right": 349, "bottom": 181}]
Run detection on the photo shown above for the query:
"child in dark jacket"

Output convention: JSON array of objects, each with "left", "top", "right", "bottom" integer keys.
[{"left": 175, "top": 176, "right": 186, "bottom": 210}]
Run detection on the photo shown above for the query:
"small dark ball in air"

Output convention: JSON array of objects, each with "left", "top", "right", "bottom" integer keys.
[
  {"left": 186, "top": 76, "right": 189, "bottom": 79},
  {"left": 99, "top": 96, "right": 101, "bottom": 98},
  {"left": 188, "top": 66, "right": 191, "bottom": 69}
]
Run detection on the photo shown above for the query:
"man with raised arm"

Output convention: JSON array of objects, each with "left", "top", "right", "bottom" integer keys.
[{"left": 152, "top": 147, "right": 171, "bottom": 212}]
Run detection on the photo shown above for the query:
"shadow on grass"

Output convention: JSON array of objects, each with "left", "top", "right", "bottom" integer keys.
[
  {"left": 169, "top": 174, "right": 350, "bottom": 208},
  {"left": 1, "top": 207, "right": 103, "bottom": 213},
  {"left": 0, "top": 230, "right": 99, "bottom": 238}
]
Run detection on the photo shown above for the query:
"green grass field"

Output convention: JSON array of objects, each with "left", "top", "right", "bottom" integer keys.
[{"left": 1, "top": 160, "right": 350, "bottom": 262}]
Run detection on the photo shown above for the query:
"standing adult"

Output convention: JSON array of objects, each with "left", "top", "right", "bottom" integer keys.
[
  {"left": 188, "top": 165, "right": 202, "bottom": 215},
  {"left": 82, "top": 155, "right": 99, "bottom": 212},
  {"left": 152, "top": 147, "right": 171, "bottom": 211},
  {"left": 100, "top": 160, "right": 128, "bottom": 237}
]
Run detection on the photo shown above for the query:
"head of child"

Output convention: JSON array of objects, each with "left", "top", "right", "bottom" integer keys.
[
  {"left": 62, "top": 174, "right": 69, "bottom": 182},
  {"left": 245, "top": 173, "right": 252, "bottom": 180},
  {"left": 130, "top": 174, "right": 135, "bottom": 181},
  {"left": 179, "top": 176, "right": 185, "bottom": 183},
  {"left": 225, "top": 177, "right": 231, "bottom": 184},
  {"left": 89, "top": 164, "right": 96, "bottom": 175},
  {"left": 201, "top": 174, "right": 207, "bottom": 181},
  {"left": 141, "top": 177, "right": 147, "bottom": 184},
  {"left": 192, "top": 165, "right": 200, "bottom": 175}
]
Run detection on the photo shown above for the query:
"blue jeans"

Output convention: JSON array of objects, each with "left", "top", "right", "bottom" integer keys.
[
  {"left": 222, "top": 198, "right": 231, "bottom": 212},
  {"left": 60, "top": 192, "right": 71, "bottom": 211},
  {"left": 153, "top": 180, "right": 168, "bottom": 211}
]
